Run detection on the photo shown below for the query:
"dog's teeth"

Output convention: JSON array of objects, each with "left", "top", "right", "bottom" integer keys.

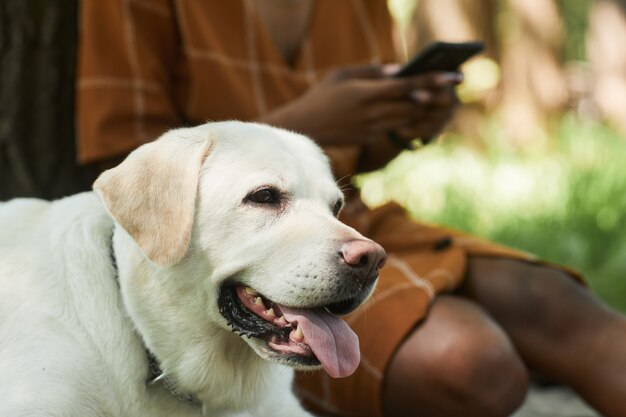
[
  {"left": 254, "top": 297, "right": 265, "bottom": 308},
  {"left": 245, "top": 287, "right": 257, "bottom": 296},
  {"left": 293, "top": 324, "right": 304, "bottom": 342},
  {"left": 266, "top": 308, "right": 276, "bottom": 318},
  {"left": 276, "top": 316, "right": 288, "bottom": 326}
]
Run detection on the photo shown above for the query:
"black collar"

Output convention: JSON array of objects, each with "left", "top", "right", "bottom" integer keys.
[
  {"left": 146, "top": 352, "right": 201, "bottom": 406},
  {"left": 109, "top": 228, "right": 201, "bottom": 407}
]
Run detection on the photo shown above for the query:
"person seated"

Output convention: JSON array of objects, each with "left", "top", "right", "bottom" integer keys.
[{"left": 76, "top": 1, "right": 626, "bottom": 416}]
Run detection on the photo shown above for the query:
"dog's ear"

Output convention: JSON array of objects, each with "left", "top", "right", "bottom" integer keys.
[{"left": 94, "top": 132, "right": 214, "bottom": 266}]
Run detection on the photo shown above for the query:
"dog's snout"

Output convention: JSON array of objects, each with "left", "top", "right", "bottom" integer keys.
[{"left": 339, "top": 239, "right": 387, "bottom": 274}]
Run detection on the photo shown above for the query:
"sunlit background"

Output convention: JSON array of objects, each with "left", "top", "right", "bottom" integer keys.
[{"left": 361, "top": 0, "right": 626, "bottom": 312}]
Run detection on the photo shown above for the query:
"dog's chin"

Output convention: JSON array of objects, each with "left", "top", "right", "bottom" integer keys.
[
  {"left": 217, "top": 283, "right": 373, "bottom": 373},
  {"left": 245, "top": 337, "right": 323, "bottom": 371}
]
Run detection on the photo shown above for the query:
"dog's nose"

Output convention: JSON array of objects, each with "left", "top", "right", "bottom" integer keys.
[{"left": 339, "top": 239, "right": 387, "bottom": 275}]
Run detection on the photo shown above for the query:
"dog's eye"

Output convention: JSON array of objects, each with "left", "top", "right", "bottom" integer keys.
[
  {"left": 332, "top": 200, "right": 343, "bottom": 217},
  {"left": 246, "top": 188, "right": 281, "bottom": 206}
]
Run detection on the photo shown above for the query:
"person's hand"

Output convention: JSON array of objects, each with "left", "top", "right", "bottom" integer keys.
[
  {"left": 392, "top": 71, "right": 462, "bottom": 146},
  {"left": 356, "top": 70, "right": 462, "bottom": 171},
  {"left": 259, "top": 65, "right": 460, "bottom": 147}
]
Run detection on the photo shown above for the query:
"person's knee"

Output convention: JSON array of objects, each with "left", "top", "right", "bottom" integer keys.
[
  {"left": 384, "top": 299, "right": 529, "bottom": 417},
  {"left": 432, "top": 326, "right": 529, "bottom": 416}
]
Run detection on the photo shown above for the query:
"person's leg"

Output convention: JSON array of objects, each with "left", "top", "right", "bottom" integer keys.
[
  {"left": 462, "top": 256, "right": 626, "bottom": 417},
  {"left": 382, "top": 295, "right": 528, "bottom": 417}
]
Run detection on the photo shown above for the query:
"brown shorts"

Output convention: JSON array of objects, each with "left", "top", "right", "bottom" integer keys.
[{"left": 294, "top": 201, "right": 581, "bottom": 417}]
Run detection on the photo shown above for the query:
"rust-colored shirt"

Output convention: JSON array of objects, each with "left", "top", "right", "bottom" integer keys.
[{"left": 77, "top": 0, "right": 396, "bottom": 175}]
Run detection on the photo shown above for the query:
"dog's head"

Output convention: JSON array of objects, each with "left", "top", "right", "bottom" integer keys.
[{"left": 94, "top": 122, "right": 385, "bottom": 394}]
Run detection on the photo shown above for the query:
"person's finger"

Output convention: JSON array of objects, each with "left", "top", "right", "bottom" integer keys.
[
  {"left": 364, "top": 101, "right": 435, "bottom": 133},
  {"left": 329, "top": 64, "right": 386, "bottom": 81},
  {"left": 414, "top": 87, "right": 459, "bottom": 108},
  {"left": 348, "top": 76, "right": 437, "bottom": 102},
  {"left": 367, "top": 100, "right": 423, "bottom": 122},
  {"left": 382, "top": 63, "right": 403, "bottom": 76},
  {"left": 352, "top": 77, "right": 418, "bottom": 101},
  {"left": 357, "top": 71, "right": 462, "bottom": 102},
  {"left": 408, "top": 108, "right": 454, "bottom": 131},
  {"left": 411, "top": 71, "right": 464, "bottom": 89},
  {"left": 395, "top": 124, "right": 441, "bottom": 143},
  {"left": 410, "top": 89, "right": 433, "bottom": 104},
  {"left": 361, "top": 98, "right": 452, "bottom": 135},
  {"left": 406, "top": 106, "right": 452, "bottom": 127},
  {"left": 405, "top": 107, "right": 455, "bottom": 138}
]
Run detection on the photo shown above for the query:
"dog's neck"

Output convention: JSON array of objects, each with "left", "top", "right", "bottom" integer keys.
[
  {"left": 111, "top": 225, "right": 271, "bottom": 412},
  {"left": 109, "top": 228, "right": 202, "bottom": 406}
]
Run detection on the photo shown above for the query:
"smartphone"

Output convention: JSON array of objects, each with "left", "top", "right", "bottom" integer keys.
[{"left": 394, "top": 41, "right": 485, "bottom": 77}]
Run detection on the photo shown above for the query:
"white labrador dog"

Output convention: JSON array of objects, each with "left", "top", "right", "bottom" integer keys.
[{"left": 0, "top": 122, "right": 386, "bottom": 417}]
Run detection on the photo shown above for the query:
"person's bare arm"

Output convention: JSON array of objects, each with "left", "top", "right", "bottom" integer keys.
[{"left": 258, "top": 65, "right": 461, "bottom": 171}]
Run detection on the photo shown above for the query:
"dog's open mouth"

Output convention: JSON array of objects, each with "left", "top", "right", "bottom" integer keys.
[{"left": 218, "top": 284, "right": 361, "bottom": 378}]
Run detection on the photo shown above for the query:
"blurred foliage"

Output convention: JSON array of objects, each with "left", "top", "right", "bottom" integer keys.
[
  {"left": 357, "top": 115, "right": 626, "bottom": 313},
  {"left": 381, "top": 0, "right": 626, "bottom": 312}
]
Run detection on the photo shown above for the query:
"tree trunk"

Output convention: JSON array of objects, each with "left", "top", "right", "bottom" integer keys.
[
  {"left": 586, "top": 0, "right": 626, "bottom": 135},
  {"left": 497, "top": 0, "right": 569, "bottom": 146},
  {"left": 0, "top": 0, "right": 98, "bottom": 200}
]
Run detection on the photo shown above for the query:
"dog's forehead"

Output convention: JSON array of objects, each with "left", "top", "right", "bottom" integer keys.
[{"left": 204, "top": 122, "right": 340, "bottom": 198}]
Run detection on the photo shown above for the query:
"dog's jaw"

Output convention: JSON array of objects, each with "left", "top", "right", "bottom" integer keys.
[{"left": 218, "top": 283, "right": 370, "bottom": 378}]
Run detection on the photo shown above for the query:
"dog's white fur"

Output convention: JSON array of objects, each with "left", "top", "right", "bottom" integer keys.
[{"left": 0, "top": 122, "right": 378, "bottom": 417}]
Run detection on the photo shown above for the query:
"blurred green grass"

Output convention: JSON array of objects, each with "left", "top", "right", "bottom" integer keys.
[{"left": 357, "top": 114, "right": 626, "bottom": 312}]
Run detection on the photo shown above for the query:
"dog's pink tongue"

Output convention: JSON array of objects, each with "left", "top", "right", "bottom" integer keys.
[{"left": 280, "top": 306, "right": 360, "bottom": 378}]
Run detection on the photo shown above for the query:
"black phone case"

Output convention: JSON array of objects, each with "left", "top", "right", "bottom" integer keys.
[{"left": 395, "top": 41, "right": 485, "bottom": 77}]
